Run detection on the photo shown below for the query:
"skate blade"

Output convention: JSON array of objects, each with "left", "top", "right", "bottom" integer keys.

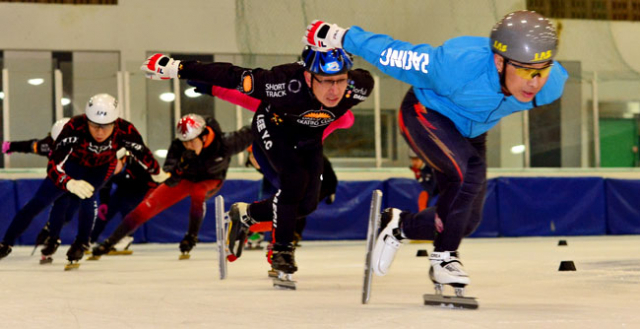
[
  {"left": 179, "top": 253, "right": 191, "bottom": 260},
  {"left": 244, "top": 245, "right": 264, "bottom": 251},
  {"left": 267, "top": 269, "right": 278, "bottom": 278},
  {"left": 107, "top": 250, "right": 133, "bottom": 256},
  {"left": 273, "top": 278, "right": 296, "bottom": 290},
  {"left": 86, "top": 255, "right": 101, "bottom": 261},
  {"left": 39, "top": 258, "right": 53, "bottom": 265},
  {"left": 64, "top": 263, "right": 81, "bottom": 271},
  {"left": 422, "top": 294, "right": 478, "bottom": 309},
  {"left": 84, "top": 250, "right": 92, "bottom": 255}
]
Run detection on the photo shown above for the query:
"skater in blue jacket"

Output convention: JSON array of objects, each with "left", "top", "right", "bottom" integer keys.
[{"left": 304, "top": 10, "right": 568, "bottom": 296}]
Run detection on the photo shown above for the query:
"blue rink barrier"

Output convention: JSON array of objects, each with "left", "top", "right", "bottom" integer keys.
[
  {"left": 605, "top": 179, "right": 640, "bottom": 234},
  {"left": 0, "top": 176, "right": 637, "bottom": 245}
]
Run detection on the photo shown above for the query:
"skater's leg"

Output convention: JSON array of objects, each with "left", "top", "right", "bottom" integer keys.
[
  {"left": 187, "top": 179, "right": 221, "bottom": 236},
  {"left": 71, "top": 162, "right": 116, "bottom": 246},
  {"left": 463, "top": 134, "right": 488, "bottom": 236},
  {"left": 372, "top": 90, "right": 483, "bottom": 279},
  {"left": 293, "top": 217, "right": 306, "bottom": 246},
  {"left": 48, "top": 194, "right": 80, "bottom": 241},
  {"left": 94, "top": 183, "right": 189, "bottom": 255},
  {"left": 2, "top": 178, "right": 64, "bottom": 246},
  {"left": 179, "top": 180, "right": 221, "bottom": 254}
]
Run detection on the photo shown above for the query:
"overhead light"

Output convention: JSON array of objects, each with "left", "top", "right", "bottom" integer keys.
[
  {"left": 28, "top": 78, "right": 44, "bottom": 86},
  {"left": 184, "top": 87, "right": 201, "bottom": 98},
  {"left": 61, "top": 98, "right": 71, "bottom": 106},
  {"left": 159, "top": 92, "right": 175, "bottom": 102},
  {"left": 0, "top": 92, "right": 4, "bottom": 99},
  {"left": 511, "top": 145, "right": 526, "bottom": 154},
  {"left": 154, "top": 149, "right": 168, "bottom": 158}
]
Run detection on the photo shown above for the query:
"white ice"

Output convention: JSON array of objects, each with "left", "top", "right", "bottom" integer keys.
[{"left": 1, "top": 236, "right": 640, "bottom": 329}]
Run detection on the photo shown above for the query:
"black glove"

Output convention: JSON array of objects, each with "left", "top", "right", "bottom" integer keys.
[
  {"left": 164, "top": 174, "right": 181, "bottom": 188},
  {"left": 187, "top": 80, "right": 214, "bottom": 96},
  {"left": 178, "top": 150, "right": 197, "bottom": 171}
]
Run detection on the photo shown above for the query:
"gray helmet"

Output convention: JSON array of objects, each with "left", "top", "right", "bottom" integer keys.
[{"left": 490, "top": 10, "right": 558, "bottom": 64}]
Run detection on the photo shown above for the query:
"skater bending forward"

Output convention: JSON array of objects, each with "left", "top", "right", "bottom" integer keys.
[
  {"left": 140, "top": 47, "right": 373, "bottom": 279},
  {"left": 92, "top": 114, "right": 252, "bottom": 257},
  {"left": 304, "top": 11, "right": 567, "bottom": 291},
  {"left": 0, "top": 94, "right": 160, "bottom": 264}
]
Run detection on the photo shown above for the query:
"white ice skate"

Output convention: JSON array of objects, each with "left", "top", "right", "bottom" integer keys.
[
  {"left": 429, "top": 251, "right": 470, "bottom": 287},
  {"left": 108, "top": 236, "right": 133, "bottom": 256},
  {"left": 371, "top": 208, "right": 404, "bottom": 276},
  {"left": 423, "top": 250, "right": 477, "bottom": 309}
]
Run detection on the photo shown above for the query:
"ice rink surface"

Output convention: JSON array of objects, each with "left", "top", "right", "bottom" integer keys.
[{"left": 1, "top": 236, "right": 640, "bottom": 329}]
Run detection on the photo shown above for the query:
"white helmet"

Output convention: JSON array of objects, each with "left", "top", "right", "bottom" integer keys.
[
  {"left": 51, "top": 117, "right": 71, "bottom": 141},
  {"left": 85, "top": 93, "right": 119, "bottom": 124},
  {"left": 176, "top": 114, "right": 206, "bottom": 141}
]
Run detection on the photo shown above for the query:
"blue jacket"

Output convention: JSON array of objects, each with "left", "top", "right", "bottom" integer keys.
[{"left": 344, "top": 26, "right": 568, "bottom": 138}]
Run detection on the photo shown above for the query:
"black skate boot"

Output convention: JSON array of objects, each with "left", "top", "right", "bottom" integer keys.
[
  {"left": 179, "top": 234, "right": 198, "bottom": 260},
  {"left": 89, "top": 239, "right": 115, "bottom": 260},
  {"left": 226, "top": 202, "right": 256, "bottom": 262},
  {"left": 31, "top": 224, "right": 51, "bottom": 256},
  {"left": 39, "top": 238, "right": 61, "bottom": 264},
  {"left": 65, "top": 240, "right": 89, "bottom": 271},
  {"left": 0, "top": 242, "right": 12, "bottom": 260},
  {"left": 271, "top": 243, "right": 297, "bottom": 290}
]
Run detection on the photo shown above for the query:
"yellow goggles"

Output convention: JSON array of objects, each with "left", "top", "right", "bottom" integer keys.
[{"left": 507, "top": 61, "right": 553, "bottom": 80}]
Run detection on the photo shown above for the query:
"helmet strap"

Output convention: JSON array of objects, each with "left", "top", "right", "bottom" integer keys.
[{"left": 499, "top": 59, "right": 512, "bottom": 97}]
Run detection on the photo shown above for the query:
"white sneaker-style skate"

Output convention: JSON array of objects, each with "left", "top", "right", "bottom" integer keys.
[
  {"left": 429, "top": 251, "right": 470, "bottom": 288},
  {"left": 109, "top": 236, "right": 134, "bottom": 255},
  {"left": 424, "top": 250, "right": 477, "bottom": 309},
  {"left": 371, "top": 208, "right": 404, "bottom": 276}
]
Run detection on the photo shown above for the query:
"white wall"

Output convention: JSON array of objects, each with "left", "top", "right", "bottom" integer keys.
[{"left": 0, "top": 0, "right": 639, "bottom": 168}]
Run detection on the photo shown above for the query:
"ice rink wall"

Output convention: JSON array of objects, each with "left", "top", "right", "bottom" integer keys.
[{"left": 2, "top": 176, "right": 640, "bottom": 245}]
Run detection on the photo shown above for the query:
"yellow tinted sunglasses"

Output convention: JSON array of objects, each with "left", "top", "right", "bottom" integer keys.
[{"left": 507, "top": 61, "right": 553, "bottom": 80}]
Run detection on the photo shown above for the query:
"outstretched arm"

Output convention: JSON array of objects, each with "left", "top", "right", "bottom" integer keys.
[
  {"left": 304, "top": 21, "right": 438, "bottom": 89},
  {"left": 188, "top": 81, "right": 261, "bottom": 112}
]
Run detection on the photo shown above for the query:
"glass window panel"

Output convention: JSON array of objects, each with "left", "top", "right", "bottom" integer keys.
[{"left": 4, "top": 50, "right": 53, "bottom": 168}]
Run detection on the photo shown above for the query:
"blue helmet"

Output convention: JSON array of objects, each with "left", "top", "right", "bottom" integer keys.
[{"left": 302, "top": 46, "right": 353, "bottom": 76}]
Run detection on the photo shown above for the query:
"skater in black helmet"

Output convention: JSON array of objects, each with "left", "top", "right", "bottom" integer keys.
[
  {"left": 141, "top": 46, "right": 373, "bottom": 286},
  {"left": 304, "top": 10, "right": 567, "bottom": 301}
]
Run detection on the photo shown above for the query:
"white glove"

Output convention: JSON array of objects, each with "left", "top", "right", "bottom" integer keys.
[
  {"left": 152, "top": 169, "right": 171, "bottom": 183},
  {"left": 303, "top": 20, "right": 347, "bottom": 49},
  {"left": 140, "top": 53, "right": 181, "bottom": 80},
  {"left": 66, "top": 179, "right": 95, "bottom": 199},
  {"left": 116, "top": 147, "right": 129, "bottom": 160}
]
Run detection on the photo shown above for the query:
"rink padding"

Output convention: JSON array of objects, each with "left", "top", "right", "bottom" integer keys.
[
  {"left": 604, "top": 179, "right": 640, "bottom": 234},
  {"left": 2, "top": 176, "right": 639, "bottom": 245},
  {"left": 497, "top": 177, "right": 606, "bottom": 236}
]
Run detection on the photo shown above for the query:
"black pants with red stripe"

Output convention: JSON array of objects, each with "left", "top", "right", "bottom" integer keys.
[{"left": 398, "top": 89, "right": 487, "bottom": 252}]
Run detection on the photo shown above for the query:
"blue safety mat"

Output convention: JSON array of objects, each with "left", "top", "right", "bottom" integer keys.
[
  {"left": 605, "top": 179, "right": 640, "bottom": 234},
  {"left": 0, "top": 176, "right": 636, "bottom": 245}
]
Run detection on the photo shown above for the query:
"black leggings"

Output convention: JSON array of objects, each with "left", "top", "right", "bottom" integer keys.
[
  {"left": 2, "top": 161, "right": 113, "bottom": 246},
  {"left": 248, "top": 120, "right": 323, "bottom": 246},
  {"left": 398, "top": 89, "right": 487, "bottom": 252}
]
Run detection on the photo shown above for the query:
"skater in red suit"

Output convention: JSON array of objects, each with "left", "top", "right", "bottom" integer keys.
[{"left": 92, "top": 114, "right": 252, "bottom": 257}]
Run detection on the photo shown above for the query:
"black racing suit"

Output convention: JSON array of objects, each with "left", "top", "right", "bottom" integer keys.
[
  {"left": 182, "top": 61, "right": 373, "bottom": 248},
  {"left": 6, "top": 136, "right": 54, "bottom": 156}
]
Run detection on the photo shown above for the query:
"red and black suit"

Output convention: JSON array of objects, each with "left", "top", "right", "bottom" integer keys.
[{"left": 1, "top": 115, "right": 158, "bottom": 247}]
